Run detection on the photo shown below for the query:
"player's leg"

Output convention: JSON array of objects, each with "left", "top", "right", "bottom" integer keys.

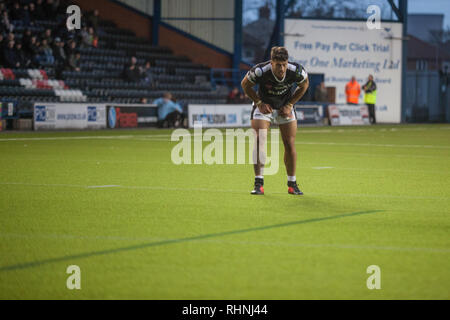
[
  {"left": 251, "top": 118, "right": 270, "bottom": 195},
  {"left": 279, "top": 120, "right": 303, "bottom": 195}
]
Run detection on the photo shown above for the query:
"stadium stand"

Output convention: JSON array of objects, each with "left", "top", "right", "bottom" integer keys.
[{"left": 0, "top": 0, "right": 229, "bottom": 116}]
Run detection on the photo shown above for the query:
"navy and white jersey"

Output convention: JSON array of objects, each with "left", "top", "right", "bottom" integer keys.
[{"left": 246, "top": 61, "right": 308, "bottom": 109}]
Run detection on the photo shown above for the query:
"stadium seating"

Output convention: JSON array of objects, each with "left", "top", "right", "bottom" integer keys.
[{"left": 0, "top": 5, "right": 229, "bottom": 110}]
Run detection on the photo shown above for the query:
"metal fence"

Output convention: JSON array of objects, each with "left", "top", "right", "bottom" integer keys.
[{"left": 405, "top": 71, "right": 449, "bottom": 123}]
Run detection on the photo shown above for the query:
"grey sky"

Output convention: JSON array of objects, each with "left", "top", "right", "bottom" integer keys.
[
  {"left": 243, "top": 0, "right": 450, "bottom": 29},
  {"left": 409, "top": 0, "right": 450, "bottom": 29}
]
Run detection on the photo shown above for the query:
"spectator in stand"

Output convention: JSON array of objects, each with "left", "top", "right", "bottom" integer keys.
[
  {"left": 141, "top": 60, "right": 155, "bottom": 88},
  {"left": 34, "top": 0, "right": 47, "bottom": 20},
  {"left": 227, "top": 87, "right": 240, "bottom": 104},
  {"left": 3, "top": 39, "right": 20, "bottom": 68},
  {"left": 15, "top": 41, "right": 30, "bottom": 68},
  {"left": 6, "top": 32, "right": 15, "bottom": 43},
  {"left": 22, "top": 29, "right": 33, "bottom": 46},
  {"left": 1, "top": 10, "right": 14, "bottom": 33},
  {"left": 53, "top": 37, "right": 66, "bottom": 63},
  {"left": 44, "top": 0, "right": 59, "bottom": 20},
  {"left": 123, "top": 56, "right": 141, "bottom": 82},
  {"left": 154, "top": 92, "right": 184, "bottom": 128},
  {"left": 53, "top": 37, "right": 66, "bottom": 76},
  {"left": 38, "top": 38, "right": 54, "bottom": 65},
  {"left": 0, "top": 34, "right": 4, "bottom": 66},
  {"left": 88, "top": 9, "right": 100, "bottom": 33},
  {"left": 237, "top": 91, "right": 249, "bottom": 103},
  {"left": 29, "top": 2, "right": 38, "bottom": 21},
  {"left": 21, "top": 4, "right": 31, "bottom": 26},
  {"left": 24, "top": 35, "right": 40, "bottom": 67},
  {"left": 68, "top": 50, "right": 81, "bottom": 72},
  {"left": 314, "top": 81, "right": 328, "bottom": 102},
  {"left": 65, "top": 39, "right": 77, "bottom": 57},
  {"left": 80, "top": 26, "right": 95, "bottom": 47},
  {"left": 42, "top": 28, "right": 53, "bottom": 47},
  {"left": 10, "top": 2, "right": 22, "bottom": 21}
]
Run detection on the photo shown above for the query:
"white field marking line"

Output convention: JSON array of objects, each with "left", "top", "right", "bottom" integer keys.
[
  {"left": 2, "top": 135, "right": 450, "bottom": 150},
  {"left": 2, "top": 156, "right": 448, "bottom": 175},
  {"left": 0, "top": 232, "right": 448, "bottom": 254},
  {"left": 0, "top": 182, "right": 449, "bottom": 200},
  {"left": 87, "top": 185, "right": 121, "bottom": 189},
  {"left": 308, "top": 166, "right": 450, "bottom": 175},
  {"left": 0, "top": 125, "right": 448, "bottom": 141},
  {"left": 308, "top": 150, "right": 449, "bottom": 159},
  {"left": 114, "top": 135, "right": 450, "bottom": 150},
  {"left": 294, "top": 141, "right": 450, "bottom": 149},
  {"left": 0, "top": 135, "right": 136, "bottom": 142}
]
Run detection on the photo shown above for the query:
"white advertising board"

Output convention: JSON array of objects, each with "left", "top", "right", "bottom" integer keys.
[
  {"left": 285, "top": 19, "right": 402, "bottom": 123},
  {"left": 34, "top": 103, "right": 106, "bottom": 130},
  {"left": 188, "top": 104, "right": 253, "bottom": 128}
]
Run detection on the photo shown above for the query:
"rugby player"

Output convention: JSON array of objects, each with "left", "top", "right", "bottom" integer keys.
[{"left": 241, "top": 47, "right": 309, "bottom": 195}]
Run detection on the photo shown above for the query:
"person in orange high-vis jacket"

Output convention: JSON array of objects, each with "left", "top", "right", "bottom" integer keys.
[{"left": 345, "top": 76, "right": 361, "bottom": 105}]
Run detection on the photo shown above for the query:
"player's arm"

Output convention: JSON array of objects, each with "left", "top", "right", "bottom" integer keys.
[
  {"left": 241, "top": 74, "right": 273, "bottom": 114},
  {"left": 280, "top": 77, "right": 310, "bottom": 116}
]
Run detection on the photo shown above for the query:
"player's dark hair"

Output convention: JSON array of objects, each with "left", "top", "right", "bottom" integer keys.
[{"left": 271, "top": 47, "right": 289, "bottom": 61}]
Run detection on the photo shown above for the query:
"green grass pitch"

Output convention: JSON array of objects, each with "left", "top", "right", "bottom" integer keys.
[{"left": 0, "top": 124, "right": 449, "bottom": 300}]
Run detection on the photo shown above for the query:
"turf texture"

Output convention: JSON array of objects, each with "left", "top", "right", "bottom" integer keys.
[{"left": 0, "top": 124, "right": 449, "bottom": 299}]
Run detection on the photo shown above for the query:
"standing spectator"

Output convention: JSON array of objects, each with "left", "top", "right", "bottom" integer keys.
[
  {"left": 68, "top": 50, "right": 81, "bottom": 72},
  {"left": 42, "top": 28, "right": 53, "bottom": 47},
  {"left": 29, "top": 2, "right": 39, "bottom": 21},
  {"left": 3, "top": 40, "right": 20, "bottom": 68},
  {"left": 53, "top": 37, "right": 66, "bottom": 63},
  {"left": 123, "top": 56, "right": 141, "bottom": 82},
  {"left": 65, "top": 39, "right": 77, "bottom": 57},
  {"left": 345, "top": 76, "right": 361, "bottom": 105},
  {"left": 22, "top": 29, "right": 33, "bottom": 46},
  {"left": 314, "top": 81, "right": 328, "bottom": 102},
  {"left": 88, "top": 9, "right": 100, "bottom": 33},
  {"left": 53, "top": 37, "right": 66, "bottom": 77},
  {"left": 80, "top": 26, "right": 94, "bottom": 47},
  {"left": 43, "top": 0, "right": 58, "bottom": 20},
  {"left": 1, "top": 10, "right": 14, "bottom": 33},
  {"left": 21, "top": 4, "right": 31, "bottom": 26},
  {"left": 15, "top": 42, "right": 30, "bottom": 68},
  {"left": 38, "top": 38, "right": 54, "bottom": 65},
  {"left": 10, "top": 2, "right": 22, "bottom": 21},
  {"left": 141, "top": 60, "right": 154, "bottom": 88},
  {"left": 24, "top": 35, "right": 40, "bottom": 67},
  {"left": 0, "top": 34, "right": 4, "bottom": 66},
  {"left": 363, "top": 75, "right": 377, "bottom": 124},
  {"left": 6, "top": 32, "right": 15, "bottom": 43},
  {"left": 34, "top": 0, "right": 47, "bottom": 20}
]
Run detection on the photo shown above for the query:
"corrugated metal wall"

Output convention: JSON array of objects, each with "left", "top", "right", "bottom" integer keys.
[
  {"left": 162, "top": 0, "right": 234, "bottom": 53},
  {"left": 117, "top": 0, "right": 234, "bottom": 53},
  {"left": 119, "top": 0, "right": 154, "bottom": 15}
]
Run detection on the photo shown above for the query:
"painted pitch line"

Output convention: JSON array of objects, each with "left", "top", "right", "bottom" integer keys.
[
  {"left": 0, "top": 182, "right": 449, "bottom": 200},
  {"left": 87, "top": 185, "right": 121, "bottom": 189},
  {"left": 0, "top": 210, "right": 383, "bottom": 272},
  {"left": 1, "top": 232, "right": 448, "bottom": 254}
]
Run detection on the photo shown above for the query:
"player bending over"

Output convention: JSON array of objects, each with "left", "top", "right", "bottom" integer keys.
[{"left": 241, "top": 47, "right": 309, "bottom": 195}]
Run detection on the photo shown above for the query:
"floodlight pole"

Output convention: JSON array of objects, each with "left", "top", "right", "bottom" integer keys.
[
  {"left": 276, "top": 0, "right": 285, "bottom": 46},
  {"left": 233, "top": 0, "right": 243, "bottom": 87},
  {"left": 152, "top": 0, "right": 161, "bottom": 46},
  {"left": 399, "top": 0, "right": 408, "bottom": 123}
]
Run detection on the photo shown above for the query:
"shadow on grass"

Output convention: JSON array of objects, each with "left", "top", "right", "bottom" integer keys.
[{"left": 0, "top": 210, "right": 384, "bottom": 272}]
